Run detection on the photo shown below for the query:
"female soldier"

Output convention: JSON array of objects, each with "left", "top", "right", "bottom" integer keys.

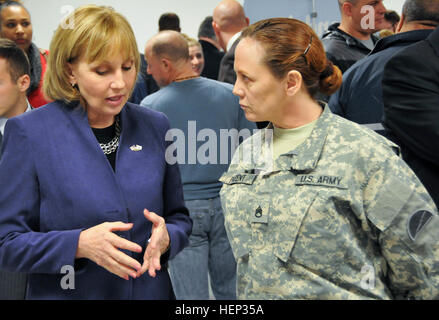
[
  {"left": 0, "top": 5, "right": 192, "bottom": 299},
  {"left": 219, "top": 18, "right": 439, "bottom": 300},
  {"left": 0, "top": 0, "right": 49, "bottom": 107}
]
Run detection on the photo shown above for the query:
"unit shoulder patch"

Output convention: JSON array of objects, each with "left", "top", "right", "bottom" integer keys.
[{"left": 407, "top": 210, "right": 434, "bottom": 241}]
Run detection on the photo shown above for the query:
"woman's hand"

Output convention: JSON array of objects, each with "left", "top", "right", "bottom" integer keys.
[
  {"left": 137, "top": 209, "right": 170, "bottom": 278},
  {"left": 76, "top": 222, "right": 143, "bottom": 280}
]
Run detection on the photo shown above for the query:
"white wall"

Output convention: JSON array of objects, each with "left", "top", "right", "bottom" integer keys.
[
  {"left": 385, "top": 0, "right": 405, "bottom": 14},
  {"left": 22, "top": 0, "right": 243, "bottom": 52},
  {"left": 23, "top": 0, "right": 405, "bottom": 52}
]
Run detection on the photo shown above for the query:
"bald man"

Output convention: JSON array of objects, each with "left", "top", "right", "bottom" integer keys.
[
  {"left": 212, "top": 0, "right": 249, "bottom": 84},
  {"left": 141, "top": 31, "right": 256, "bottom": 300}
]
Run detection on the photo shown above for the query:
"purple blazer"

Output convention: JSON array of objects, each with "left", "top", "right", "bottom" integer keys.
[{"left": 0, "top": 101, "right": 192, "bottom": 299}]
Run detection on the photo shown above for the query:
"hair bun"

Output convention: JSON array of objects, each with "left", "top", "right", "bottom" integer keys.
[
  {"left": 319, "top": 61, "right": 342, "bottom": 95},
  {"left": 320, "top": 61, "right": 334, "bottom": 80}
]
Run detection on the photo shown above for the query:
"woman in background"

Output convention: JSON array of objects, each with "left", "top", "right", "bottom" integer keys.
[
  {"left": 0, "top": 0, "right": 49, "bottom": 107},
  {"left": 182, "top": 34, "right": 205, "bottom": 76}
]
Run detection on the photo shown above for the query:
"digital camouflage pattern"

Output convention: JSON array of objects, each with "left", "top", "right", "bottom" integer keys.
[{"left": 219, "top": 105, "right": 439, "bottom": 300}]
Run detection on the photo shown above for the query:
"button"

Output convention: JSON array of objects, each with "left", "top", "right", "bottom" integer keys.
[{"left": 255, "top": 206, "right": 263, "bottom": 218}]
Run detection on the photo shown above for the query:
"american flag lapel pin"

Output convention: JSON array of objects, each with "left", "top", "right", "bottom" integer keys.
[{"left": 130, "top": 145, "right": 143, "bottom": 152}]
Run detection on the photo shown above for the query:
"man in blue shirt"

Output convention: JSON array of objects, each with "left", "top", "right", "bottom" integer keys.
[
  {"left": 329, "top": 0, "right": 439, "bottom": 135},
  {"left": 141, "top": 30, "right": 256, "bottom": 300}
]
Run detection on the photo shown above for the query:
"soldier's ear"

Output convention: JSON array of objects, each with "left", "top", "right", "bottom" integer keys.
[{"left": 285, "top": 70, "right": 302, "bottom": 97}]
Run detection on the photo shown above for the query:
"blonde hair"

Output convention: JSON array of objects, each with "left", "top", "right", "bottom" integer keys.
[
  {"left": 379, "top": 29, "right": 394, "bottom": 38},
  {"left": 180, "top": 33, "right": 202, "bottom": 49},
  {"left": 43, "top": 5, "right": 140, "bottom": 104}
]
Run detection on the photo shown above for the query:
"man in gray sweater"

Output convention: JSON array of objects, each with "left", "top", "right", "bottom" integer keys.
[{"left": 141, "top": 30, "right": 256, "bottom": 300}]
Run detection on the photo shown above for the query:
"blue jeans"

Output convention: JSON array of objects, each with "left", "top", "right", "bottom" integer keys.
[{"left": 168, "top": 196, "right": 236, "bottom": 300}]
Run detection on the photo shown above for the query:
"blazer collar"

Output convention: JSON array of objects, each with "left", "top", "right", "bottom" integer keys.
[
  {"left": 428, "top": 26, "right": 439, "bottom": 57},
  {"left": 67, "top": 101, "right": 132, "bottom": 162}
]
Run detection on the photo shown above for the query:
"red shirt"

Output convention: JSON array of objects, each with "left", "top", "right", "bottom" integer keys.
[{"left": 28, "top": 49, "right": 51, "bottom": 108}]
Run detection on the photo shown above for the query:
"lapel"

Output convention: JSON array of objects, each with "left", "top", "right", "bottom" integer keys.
[
  {"left": 61, "top": 102, "right": 165, "bottom": 214},
  {"left": 114, "top": 104, "right": 147, "bottom": 177},
  {"left": 428, "top": 27, "right": 439, "bottom": 57},
  {"left": 68, "top": 103, "right": 114, "bottom": 171},
  {"left": 66, "top": 102, "right": 145, "bottom": 177}
]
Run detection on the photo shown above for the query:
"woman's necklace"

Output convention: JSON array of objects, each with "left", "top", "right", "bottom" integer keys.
[{"left": 99, "top": 116, "right": 121, "bottom": 155}]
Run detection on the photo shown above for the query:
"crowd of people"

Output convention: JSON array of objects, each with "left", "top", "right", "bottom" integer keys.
[{"left": 0, "top": 0, "right": 438, "bottom": 300}]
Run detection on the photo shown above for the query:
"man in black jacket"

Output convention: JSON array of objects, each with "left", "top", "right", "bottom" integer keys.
[
  {"left": 212, "top": 0, "right": 249, "bottom": 85},
  {"left": 329, "top": 0, "right": 439, "bottom": 135},
  {"left": 198, "top": 16, "right": 224, "bottom": 80},
  {"left": 322, "top": 0, "right": 387, "bottom": 73},
  {"left": 382, "top": 26, "right": 439, "bottom": 208}
]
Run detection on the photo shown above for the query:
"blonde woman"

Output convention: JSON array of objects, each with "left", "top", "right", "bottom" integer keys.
[
  {"left": 182, "top": 34, "right": 205, "bottom": 76},
  {"left": 0, "top": 5, "right": 192, "bottom": 299}
]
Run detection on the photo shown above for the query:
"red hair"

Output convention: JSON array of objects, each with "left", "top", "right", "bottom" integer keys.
[{"left": 241, "top": 18, "right": 342, "bottom": 97}]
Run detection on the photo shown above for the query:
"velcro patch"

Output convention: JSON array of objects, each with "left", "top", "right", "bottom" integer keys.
[
  {"left": 250, "top": 202, "right": 269, "bottom": 223},
  {"left": 407, "top": 210, "right": 434, "bottom": 241},
  {"left": 223, "top": 173, "right": 257, "bottom": 185},
  {"left": 295, "top": 174, "right": 347, "bottom": 189}
]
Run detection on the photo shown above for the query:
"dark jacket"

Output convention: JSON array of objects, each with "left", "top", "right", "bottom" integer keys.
[
  {"left": 322, "top": 23, "right": 379, "bottom": 74},
  {"left": 328, "top": 29, "right": 433, "bottom": 135},
  {"left": 129, "top": 54, "right": 160, "bottom": 105},
  {"left": 218, "top": 39, "right": 239, "bottom": 85},
  {"left": 199, "top": 40, "right": 224, "bottom": 80},
  {"left": 382, "top": 27, "right": 439, "bottom": 208},
  {"left": 0, "top": 101, "right": 192, "bottom": 299}
]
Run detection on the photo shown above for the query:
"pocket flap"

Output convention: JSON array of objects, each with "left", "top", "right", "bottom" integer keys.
[
  {"left": 367, "top": 176, "right": 412, "bottom": 232},
  {"left": 273, "top": 192, "right": 318, "bottom": 263}
]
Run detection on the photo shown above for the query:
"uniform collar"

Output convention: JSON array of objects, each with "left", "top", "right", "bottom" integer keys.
[
  {"left": 233, "top": 103, "right": 331, "bottom": 174},
  {"left": 259, "top": 103, "right": 331, "bottom": 173},
  {"left": 280, "top": 103, "right": 331, "bottom": 172}
]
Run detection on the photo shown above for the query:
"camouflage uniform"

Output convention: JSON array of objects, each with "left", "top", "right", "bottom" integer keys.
[{"left": 219, "top": 105, "right": 439, "bottom": 300}]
